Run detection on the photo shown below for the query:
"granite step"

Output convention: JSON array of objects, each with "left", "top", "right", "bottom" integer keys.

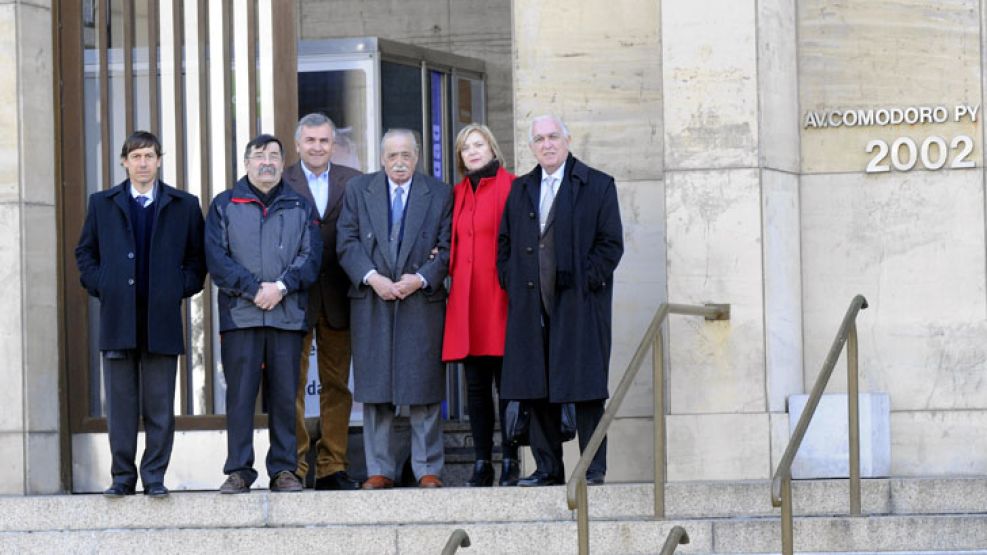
[
  {"left": 1, "top": 514, "right": 986, "bottom": 554},
  {"left": 2, "top": 478, "right": 986, "bottom": 532},
  {"left": 0, "top": 478, "right": 984, "bottom": 554}
]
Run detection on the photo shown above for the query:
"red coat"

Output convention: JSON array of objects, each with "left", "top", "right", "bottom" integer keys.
[{"left": 442, "top": 166, "right": 515, "bottom": 361}]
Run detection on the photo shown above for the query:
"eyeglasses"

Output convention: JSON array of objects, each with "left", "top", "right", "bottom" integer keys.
[{"left": 248, "top": 152, "right": 283, "bottom": 163}]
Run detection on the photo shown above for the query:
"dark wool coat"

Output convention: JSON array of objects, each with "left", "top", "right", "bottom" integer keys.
[
  {"left": 283, "top": 161, "right": 363, "bottom": 330},
  {"left": 497, "top": 156, "right": 623, "bottom": 402},
  {"left": 337, "top": 171, "right": 453, "bottom": 405},
  {"left": 75, "top": 180, "right": 206, "bottom": 355}
]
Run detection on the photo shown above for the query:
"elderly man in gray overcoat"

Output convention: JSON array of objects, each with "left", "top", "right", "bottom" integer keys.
[{"left": 337, "top": 129, "right": 452, "bottom": 489}]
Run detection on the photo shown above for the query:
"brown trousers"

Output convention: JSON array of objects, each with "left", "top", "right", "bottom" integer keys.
[{"left": 294, "top": 315, "right": 353, "bottom": 479}]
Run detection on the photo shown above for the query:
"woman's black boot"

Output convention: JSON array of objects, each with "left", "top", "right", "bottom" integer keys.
[
  {"left": 467, "top": 460, "right": 494, "bottom": 487},
  {"left": 499, "top": 458, "right": 520, "bottom": 487}
]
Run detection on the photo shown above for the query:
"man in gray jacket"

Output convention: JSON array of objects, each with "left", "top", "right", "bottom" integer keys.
[{"left": 206, "top": 134, "right": 322, "bottom": 493}]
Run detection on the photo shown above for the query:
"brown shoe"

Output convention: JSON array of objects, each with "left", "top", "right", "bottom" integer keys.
[
  {"left": 270, "top": 470, "right": 303, "bottom": 492},
  {"left": 219, "top": 472, "right": 251, "bottom": 494},
  {"left": 418, "top": 475, "right": 443, "bottom": 488},
  {"left": 361, "top": 475, "right": 395, "bottom": 490}
]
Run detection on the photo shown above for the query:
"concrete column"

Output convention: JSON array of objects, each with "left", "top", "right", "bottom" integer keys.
[
  {"left": 662, "top": 0, "right": 801, "bottom": 480},
  {"left": 0, "top": 0, "right": 60, "bottom": 494}
]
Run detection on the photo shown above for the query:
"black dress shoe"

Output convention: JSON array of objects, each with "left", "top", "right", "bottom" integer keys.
[
  {"left": 585, "top": 472, "right": 606, "bottom": 486},
  {"left": 466, "top": 460, "right": 494, "bottom": 487},
  {"left": 499, "top": 459, "right": 520, "bottom": 487},
  {"left": 315, "top": 471, "right": 361, "bottom": 491},
  {"left": 103, "top": 483, "right": 136, "bottom": 497},
  {"left": 144, "top": 483, "right": 169, "bottom": 497},
  {"left": 517, "top": 472, "right": 561, "bottom": 487}
]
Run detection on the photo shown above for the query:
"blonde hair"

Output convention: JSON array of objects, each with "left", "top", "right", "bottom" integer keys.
[{"left": 454, "top": 123, "right": 505, "bottom": 177}]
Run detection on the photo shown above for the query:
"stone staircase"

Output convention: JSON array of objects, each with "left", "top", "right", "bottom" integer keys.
[{"left": 1, "top": 477, "right": 986, "bottom": 553}]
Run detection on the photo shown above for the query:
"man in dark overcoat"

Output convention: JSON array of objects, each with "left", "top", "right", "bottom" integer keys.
[
  {"left": 283, "top": 113, "right": 363, "bottom": 490},
  {"left": 497, "top": 114, "right": 624, "bottom": 486},
  {"left": 75, "top": 130, "right": 206, "bottom": 498},
  {"left": 337, "top": 129, "right": 452, "bottom": 489}
]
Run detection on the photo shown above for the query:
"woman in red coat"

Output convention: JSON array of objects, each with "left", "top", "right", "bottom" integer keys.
[{"left": 442, "top": 123, "right": 518, "bottom": 486}]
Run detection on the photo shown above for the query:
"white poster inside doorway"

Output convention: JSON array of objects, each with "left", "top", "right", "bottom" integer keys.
[{"left": 303, "top": 336, "right": 363, "bottom": 423}]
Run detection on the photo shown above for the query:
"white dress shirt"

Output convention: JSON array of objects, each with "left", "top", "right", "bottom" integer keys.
[
  {"left": 301, "top": 161, "right": 331, "bottom": 216},
  {"left": 130, "top": 181, "right": 157, "bottom": 206}
]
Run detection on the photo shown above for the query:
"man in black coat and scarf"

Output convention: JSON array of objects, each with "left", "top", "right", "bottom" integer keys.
[{"left": 497, "top": 114, "right": 623, "bottom": 486}]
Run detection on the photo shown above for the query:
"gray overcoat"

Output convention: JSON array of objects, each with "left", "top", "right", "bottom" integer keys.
[{"left": 336, "top": 170, "right": 452, "bottom": 405}]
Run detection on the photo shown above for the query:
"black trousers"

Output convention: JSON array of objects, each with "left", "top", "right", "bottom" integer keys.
[
  {"left": 464, "top": 356, "right": 518, "bottom": 461},
  {"left": 528, "top": 398, "right": 606, "bottom": 481},
  {"left": 221, "top": 327, "right": 303, "bottom": 485},
  {"left": 528, "top": 307, "right": 607, "bottom": 480},
  {"left": 103, "top": 351, "right": 178, "bottom": 488}
]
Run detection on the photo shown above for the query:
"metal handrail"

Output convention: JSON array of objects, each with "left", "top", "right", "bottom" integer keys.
[
  {"left": 660, "top": 525, "right": 690, "bottom": 555},
  {"left": 566, "top": 302, "right": 730, "bottom": 555},
  {"left": 441, "top": 528, "right": 471, "bottom": 554},
  {"left": 770, "top": 294, "right": 868, "bottom": 555}
]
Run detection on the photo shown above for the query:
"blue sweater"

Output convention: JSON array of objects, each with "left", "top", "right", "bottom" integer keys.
[{"left": 128, "top": 191, "right": 156, "bottom": 350}]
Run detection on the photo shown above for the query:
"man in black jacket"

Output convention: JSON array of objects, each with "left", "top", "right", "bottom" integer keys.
[
  {"left": 497, "top": 115, "right": 624, "bottom": 486},
  {"left": 75, "top": 131, "right": 206, "bottom": 498},
  {"left": 206, "top": 134, "right": 322, "bottom": 494}
]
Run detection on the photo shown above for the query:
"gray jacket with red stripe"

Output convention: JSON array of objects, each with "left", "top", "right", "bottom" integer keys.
[{"left": 205, "top": 176, "right": 322, "bottom": 332}]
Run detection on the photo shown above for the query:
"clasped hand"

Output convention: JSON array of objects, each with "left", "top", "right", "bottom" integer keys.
[
  {"left": 253, "top": 282, "right": 283, "bottom": 311},
  {"left": 368, "top": 273, "right": 422, "bottom": 301}
]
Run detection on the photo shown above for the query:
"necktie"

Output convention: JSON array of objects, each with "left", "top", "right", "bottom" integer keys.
[
  {"left": 390, "top": 185, "right": 405, "bottom": 242},
  {"left": 539, "top": 177, "right": 556, "bottom": 233},
  {"left": 137, "top": 195, "right": 149, "bottom": 208}
]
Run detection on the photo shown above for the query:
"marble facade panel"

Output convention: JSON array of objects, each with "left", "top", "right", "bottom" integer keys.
[
  {"left": 757, "top": 0, "right": 799, "bottom": 172},
  {"left": 666, "top": 168, "right": 765, "bottom": 414},
  {"left": 23, "top": 203, "right": 58, "bottom": 431},
  {"left": 891, "top": 410, "right": 987, "bottom": 475},
  {"left": 611, "top": 180, "right": 666, "bottom": 418},
  {"left": 0, "top": 432, "right": 25, "bottom": 494},
  {"left": 801, "top": 170, "right": 987, "bottom": 411},
  {"left": 25, "top": 431, "right": 58, "bottom": 494},
  {"left": 769, "top": 411, "right": 789, "bottom": 475},
  {"left": 0, "top": 203, "right": 23, "bottom": 432},
  {"left": 666, "top": 412, "right": 770, "bottom": 481},
  {"left": 0, "top": 5, "right": 18, "bottom": 203},
  {"left": 299, "top": 0, "right": 451, "bottom": 48},
  {"left": 17, "top": 2, "right": 53, "bottom": 206},
  {"left": 605, "top": 417, "right": 656, "bottom": 483},
  {"left": 799, "top": 0, "right": 981, "bottom": 173},
  {"left": 662, "top": 0, "right": 757, "bottom": 169},
  {"left": 512, "top": 0, "right": 661, "bottom": 182},
  {"left": 763, "top": 170, "right": 802, "bottom": 412}
]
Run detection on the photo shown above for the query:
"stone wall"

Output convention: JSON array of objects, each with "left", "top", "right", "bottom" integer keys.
[{"left": 799, "top": 0, "right": 987, "bottom": 475}]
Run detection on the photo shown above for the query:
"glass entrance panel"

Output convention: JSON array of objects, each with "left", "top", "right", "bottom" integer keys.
[
  {"left": 450, "top": 74, "right": 486, "bottom": 182},
  {"left": 380, "top": 60, "right": 425, "bottom": 173},
  {"left": 297, "top": 59, "right": 375, "bottom": 173}
]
